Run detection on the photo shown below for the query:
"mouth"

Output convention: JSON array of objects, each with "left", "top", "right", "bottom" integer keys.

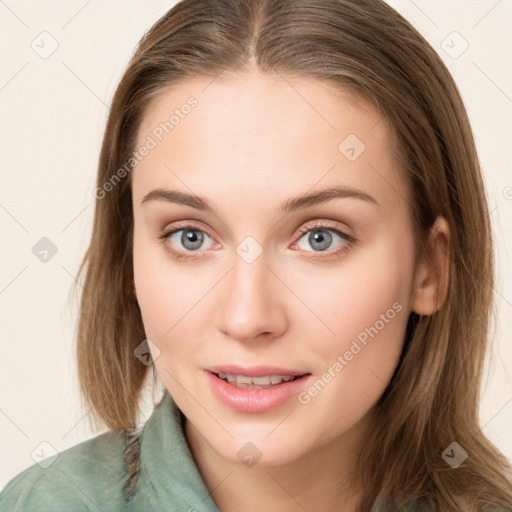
[
  {"left": 212, "top": 372, "right": 305, "bottom": 389},
  {"left": 205, "top": 366, "right": 312, "bottom": 413}
]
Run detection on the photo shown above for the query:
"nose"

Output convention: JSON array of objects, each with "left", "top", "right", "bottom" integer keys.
[{"left": 214, "top": 251, "right": 288, "bottom": 343}]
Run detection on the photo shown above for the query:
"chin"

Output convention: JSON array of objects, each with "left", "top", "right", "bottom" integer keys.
[{"left": 209, "top": 426, "right": 311, "bottom": 467}]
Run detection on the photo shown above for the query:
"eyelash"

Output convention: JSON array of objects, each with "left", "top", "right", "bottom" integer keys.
[{"left": 157, "top": 220, "right": 357, "bottom": 262}]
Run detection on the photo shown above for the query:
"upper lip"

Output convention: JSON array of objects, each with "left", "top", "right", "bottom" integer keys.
[{"left": 205, "top": 365, "right": 310, "bottom": 377}]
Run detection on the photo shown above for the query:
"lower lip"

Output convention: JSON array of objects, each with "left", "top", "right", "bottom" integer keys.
[{"left": 205, "top": 371, "right": 311, "bottom": 413}]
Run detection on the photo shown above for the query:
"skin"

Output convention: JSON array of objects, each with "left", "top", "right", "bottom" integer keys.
[{"left": 131, "top": 70, "right": 450, "bottom": 511}]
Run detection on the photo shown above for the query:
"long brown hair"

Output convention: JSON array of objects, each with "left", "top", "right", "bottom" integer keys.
[{"left": 74, "top": 0, "right": 512, "bottom": 509}]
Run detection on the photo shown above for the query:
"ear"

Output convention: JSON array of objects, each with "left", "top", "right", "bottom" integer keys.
[{"left": 411, "top": 216, "right": 451, "bottom": 315}]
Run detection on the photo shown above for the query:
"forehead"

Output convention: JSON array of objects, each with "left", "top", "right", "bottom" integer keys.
[{"left": 132, "top": 72, "right": 410, "bottom": 218}]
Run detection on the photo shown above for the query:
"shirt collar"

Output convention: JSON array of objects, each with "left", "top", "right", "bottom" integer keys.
[{"left": 139, "top": 389, "right": 221, "bottom": 511}]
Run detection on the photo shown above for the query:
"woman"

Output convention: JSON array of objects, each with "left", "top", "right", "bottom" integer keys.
[{"left": 1, "top": 0, "right": 511, "bottom": 510}]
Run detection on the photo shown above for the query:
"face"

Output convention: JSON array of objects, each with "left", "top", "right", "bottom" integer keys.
[{"left": 131, "top": 71, "right": 418, "bottom": 466}]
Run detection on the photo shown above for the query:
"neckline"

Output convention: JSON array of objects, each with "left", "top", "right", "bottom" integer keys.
[{"left": 138, "top": 390, "right": 220, "bottom": 510}]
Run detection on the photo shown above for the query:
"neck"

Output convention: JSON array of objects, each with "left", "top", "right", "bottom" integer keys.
[{"left": 184, "top": 417, "right": 368, "bottom": 512}]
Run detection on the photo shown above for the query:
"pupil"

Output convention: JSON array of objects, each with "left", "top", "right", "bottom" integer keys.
[
  {"left": 309, "top": 229, "right": 331, "bottom": 250},
  {"left": 182, "top": 229, "right": 203, "bottom": 250}
]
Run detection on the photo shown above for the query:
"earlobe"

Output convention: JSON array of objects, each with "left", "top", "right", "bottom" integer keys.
[{"left": 411, "top": 216, "right": 451, "bottom": 316}]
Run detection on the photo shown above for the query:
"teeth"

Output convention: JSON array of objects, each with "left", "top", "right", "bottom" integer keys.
[
  {"left": 252, "top": 376, "right": 271, "bottom": 385},
  {"left": 217, "top": 373, "right": 299, "bottom": 389},
  {"left": 236, "top": 375, "right": 253, "bottom": 384}
]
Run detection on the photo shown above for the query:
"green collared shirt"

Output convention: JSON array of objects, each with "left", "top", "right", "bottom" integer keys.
[
  {"left": 0, "top": 391, "right": 221, "bottom": 511},
  {"left": 0, "top": 391, "right": 433, "bottom": 512}
]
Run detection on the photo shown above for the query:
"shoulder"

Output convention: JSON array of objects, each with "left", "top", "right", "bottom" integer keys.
[{"left": 0, "top": 429, "right": 129, "bottom": 512}]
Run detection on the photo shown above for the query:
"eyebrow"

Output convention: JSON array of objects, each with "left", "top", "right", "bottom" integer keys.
[{"left": 141, "top": 185, "right": 378, "bottom": 214}]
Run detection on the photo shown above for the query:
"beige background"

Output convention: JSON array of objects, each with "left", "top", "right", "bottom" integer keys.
[{"left": 1, "top": 0, "right": 511, "bottom": 489}]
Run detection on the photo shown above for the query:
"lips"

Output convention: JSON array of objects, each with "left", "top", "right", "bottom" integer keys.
[{"left": 205, "top": 365, "right": 312, "bottom": 413}]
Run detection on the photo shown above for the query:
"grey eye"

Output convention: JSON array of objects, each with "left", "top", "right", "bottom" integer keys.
[
  {"left": 169, "top": 229, "right": 213, "bottom": 251},
  {"left": 296, "top": 229, "right": 345, "bottom": 252}
]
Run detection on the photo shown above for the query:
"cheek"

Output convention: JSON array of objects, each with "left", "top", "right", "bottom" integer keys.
[
  {"left": 132, "top": 230, "right": 216, "bottom": 355},
  {"left": 293, "top": 237, "right": 414, "bottom": 426},
  {"left": 133, "top": 229, "right": 184, "bottom": 340},
  {"left": 294, "top": 236, "right": 414, "bottom": 356}
]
